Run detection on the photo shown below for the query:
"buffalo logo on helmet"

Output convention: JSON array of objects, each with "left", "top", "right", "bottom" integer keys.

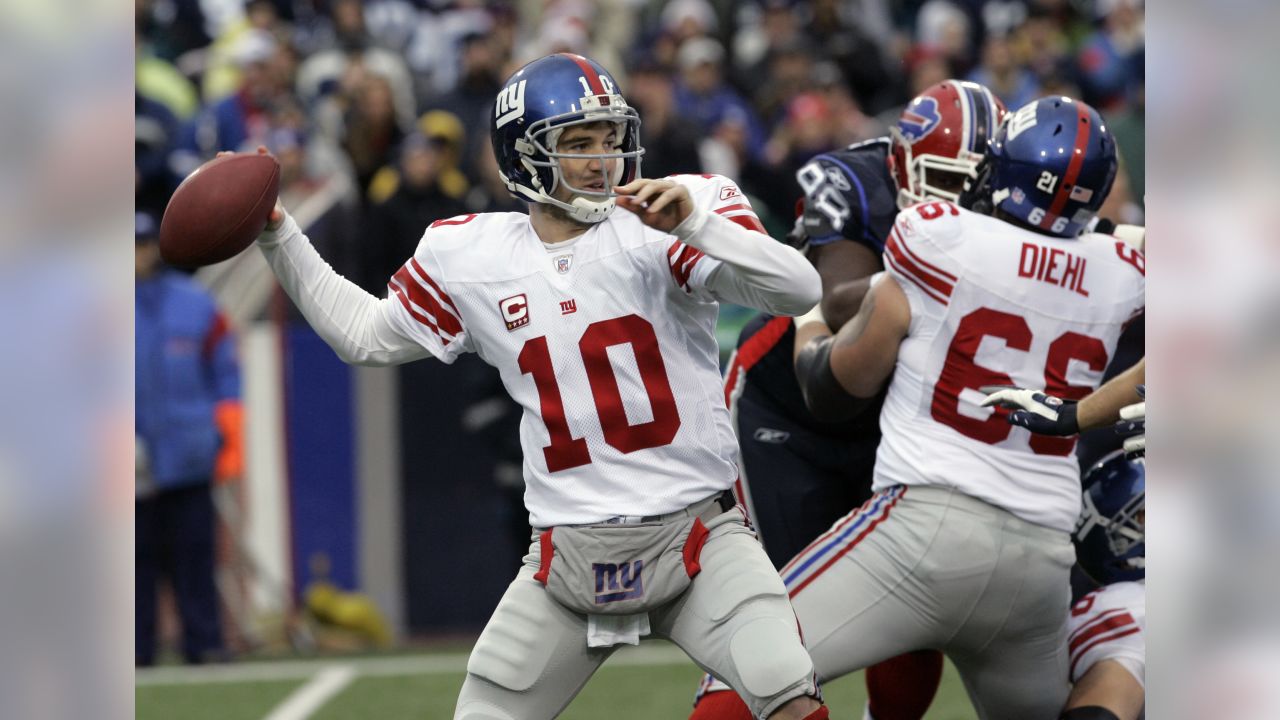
[{"left": 897, "top": 97, "right": 942, "bottom": 143}]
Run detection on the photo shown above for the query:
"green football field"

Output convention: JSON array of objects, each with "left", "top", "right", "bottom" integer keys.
[{"left": 137, "top": 642, "right": 977, "bottom": 719}]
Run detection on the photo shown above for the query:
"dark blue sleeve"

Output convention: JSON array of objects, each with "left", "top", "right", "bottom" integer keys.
[{"left": 794, "top": 145, "right": 897, "bottom": 255}]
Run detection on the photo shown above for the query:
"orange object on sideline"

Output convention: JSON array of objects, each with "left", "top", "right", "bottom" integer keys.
[{"left": 214, "top": 399, "right": 244, "bottom": 483}]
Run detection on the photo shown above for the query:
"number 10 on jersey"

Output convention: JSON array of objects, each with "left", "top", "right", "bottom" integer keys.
[{"left": 518, "top": 314, "right": 681, "bottom": 472}]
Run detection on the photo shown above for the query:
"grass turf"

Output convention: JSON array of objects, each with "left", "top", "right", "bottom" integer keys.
[{"left": 140, "top": 649, "right": 977, "bottom": 719}]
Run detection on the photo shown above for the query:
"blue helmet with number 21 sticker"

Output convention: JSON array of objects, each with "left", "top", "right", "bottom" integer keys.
[
  {"left": 961, "top": 96, "right": 1117, "bottom": 238},
  {"left": 490, "top": 53, "right": 644, "bottom": 224}
]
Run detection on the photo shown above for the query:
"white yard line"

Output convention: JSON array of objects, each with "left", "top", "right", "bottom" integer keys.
[
  {"left": 136, "top": 643, "right": 691, "bottom": 686},
  {"left": 261, "top": 665, "right": 356, "bottom": 720}
]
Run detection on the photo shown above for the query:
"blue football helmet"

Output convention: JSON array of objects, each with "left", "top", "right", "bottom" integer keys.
[
  {"left": 1075, "top": 450, "right": 1145, "bottom": 585},
  {"left": 490, "top": 53, "right": 644, "bottom": 224},
  {"left": 961, "top": 96, "right": 1117, "bottom": 237}
]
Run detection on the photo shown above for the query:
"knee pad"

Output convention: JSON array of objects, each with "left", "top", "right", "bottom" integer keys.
[
  {"left": 730, "top": 615, "right": 816, "bottom": 714},
  {"left": 1060, "top": 707, "right": 1121, "bottom": 720},
  {"left": 465, "top": 581, "right": 559, "bottom": 692}
]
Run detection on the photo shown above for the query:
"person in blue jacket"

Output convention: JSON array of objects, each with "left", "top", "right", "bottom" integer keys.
[{"left": 135, "top": 211, "right": 244, "bottom": 665}]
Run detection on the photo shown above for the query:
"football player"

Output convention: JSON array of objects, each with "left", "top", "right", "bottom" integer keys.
[
  {"left": 249, "top": 53, "right": 829, "bottom": 720},
  {"left": 1064, "top": 451, "right": 1146, "bottom": 720},
  {"left": 782, "top": 96, "right": 1144, "bottom": 717},
  {"left": 698, "top": 80, "right": 1005, "bottom": 720}
]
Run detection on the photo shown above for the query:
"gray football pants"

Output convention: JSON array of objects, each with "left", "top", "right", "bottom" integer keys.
[
  {"left": 782, "top": 484, "right": 1075, "bottom": 720},
  {"left": 454, "top": 504, "right": 817, "bottom": 720}
]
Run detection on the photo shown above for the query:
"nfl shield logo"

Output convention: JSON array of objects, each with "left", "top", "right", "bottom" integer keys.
[{"left": 555, "top": 255, "right": 572, "bottom": 274}]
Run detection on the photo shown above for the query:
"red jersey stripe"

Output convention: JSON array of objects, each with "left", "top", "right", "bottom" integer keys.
[
  {"left": 1069, "top": 608, "right": 1129, "bottom": 643},
  {"left": 726, "top": 214, "right": 767, "bottom": 234},
  {"left": 1069, "top": 611, "right": 1137, "bottom": 654},
  {"left": 892, "top": 227, "right": 957, "bottom": 282},
  {"left": 714, "top": 203, "right": 754, "bottom": 215},
  {"left": 886, "top": 230, "right": 953, "bottom": 299},
  {"left": 388, "top": 280, "right": 446, "bottom": 340},
  {"left": 390, "top": 268, "right": 458, "bottom": 339},
  {"left": 667, "top": 241, "right": 704, "bottom": 290},
  {"left": 885, "top": 247, "right": 948, "bottom": 305},
  {"left": 408, "top": 258, "right": 462, "bottom": 316},
  {"left": 1069, "top": 627, "right": 1141, "bottom": 678},
  {"left": 400, "top": 262, "right": 463, "bottom": 336}
]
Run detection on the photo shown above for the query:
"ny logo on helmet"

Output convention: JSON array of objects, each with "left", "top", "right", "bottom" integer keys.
[
  {"left": 897, "top": 97, "right": 941, "bottom": 142},
  {"left": 495, "top": 79, "right": 527, "bottom": 129}
]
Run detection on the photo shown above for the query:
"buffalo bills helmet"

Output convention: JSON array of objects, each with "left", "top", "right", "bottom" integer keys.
[
  {"left": 490, "top": 53, "right": 643, "bottom": 224},
  {"left": 1075, "top": 450, "right": 1145, "bottom": 586},
  {"left": 889, "top": 80, "right": 1006, "bottom": 210},
  {"left": 961, "top": 96, "right": 1118, "bottom": 238}
]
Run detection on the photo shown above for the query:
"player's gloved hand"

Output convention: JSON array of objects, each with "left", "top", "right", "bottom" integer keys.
[
  {"left": 783, "top": 214, "right": 811, "bottom": 256},
  {"left": 1117, "top": 385, "right": 1145, "bottom": 458},
  {"left": 980, "top": 386, "right": 1079, "bottom": 436}
]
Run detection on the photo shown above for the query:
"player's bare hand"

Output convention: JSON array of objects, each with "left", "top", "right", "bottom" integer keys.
[{"left": 616, "top": 179, "right": 693, "bottom": 233}]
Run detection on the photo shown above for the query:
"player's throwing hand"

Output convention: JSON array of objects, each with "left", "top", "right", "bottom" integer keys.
[{"left": 616, "top": 178, "right": 694, "bottom": 233}]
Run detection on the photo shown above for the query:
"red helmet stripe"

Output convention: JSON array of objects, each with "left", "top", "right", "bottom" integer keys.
[
  {"left": 1042, "top": 102, "right": 1093, "bottom": 229},
  {"left": 562, "top": 53, "right": 606, "bottom": 95}
]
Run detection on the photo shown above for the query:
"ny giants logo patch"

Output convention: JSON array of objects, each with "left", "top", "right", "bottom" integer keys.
[
  {"left": 897, "top": 97, "right": 941, "bottom": 142},
  {"left": 499, "top": 293, "right": 529, "bottom": 331},
  {"left": 593, "top": 560, "right": 644, "bottom": 604}
]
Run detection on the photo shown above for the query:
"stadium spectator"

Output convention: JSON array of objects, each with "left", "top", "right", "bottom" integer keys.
[
  {"left": 365, "top": 130, "right": 469, "bottom": 289},
  {"left": 135, "top": 212, "right": 244, "bottom": 666},
  {"left": 672, "top": 38, "right": 767, "bottom": 161},
  {"left": 968, "top": 34, "right": 1042, "bottom": 110},
  {"left": 625, "top": 58, "right": 705, "bottom": 179},
  {"left": 174, "top": 29, "right": 293, "bottom": 175}
]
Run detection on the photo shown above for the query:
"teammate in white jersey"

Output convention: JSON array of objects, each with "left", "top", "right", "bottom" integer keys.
[
  {"left": 783, "top": 96, "right": 1145, "bottom": 718},
  {"left": 1064, "top": 451, "right": 1146, "bottom": 720},
  {"left": 249, "top": 53, "right": 828, "bottom": 720}
]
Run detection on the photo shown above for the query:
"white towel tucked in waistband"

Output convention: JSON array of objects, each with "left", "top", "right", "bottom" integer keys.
[{"left": 587, "top": 613, "right": 651, "bottom": 648}]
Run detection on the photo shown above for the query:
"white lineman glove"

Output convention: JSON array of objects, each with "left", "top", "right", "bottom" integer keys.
[
  {"left": 1117, "top": 385, "right": 1146, "bottom": 458},
  {"left": 980, "top": 386, "right": 1079, "bottom": 436}
]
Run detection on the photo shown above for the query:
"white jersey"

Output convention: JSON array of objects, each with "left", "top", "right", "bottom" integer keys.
[
  {"left": 1067, "top": 581, "right": 1146, "bottom": 686},
  {"left": 874, "top": 201, "right": 1146, "bottom": 532},
  {"left": 384, "top": 175, "right": 768, "bottom": 527}
]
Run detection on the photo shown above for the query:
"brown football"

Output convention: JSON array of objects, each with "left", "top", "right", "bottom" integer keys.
[{"left": 159, "top": 153, "right": 281, "bottom": 267}]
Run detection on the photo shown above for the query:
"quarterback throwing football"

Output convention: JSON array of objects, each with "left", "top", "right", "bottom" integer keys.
[{"left": 251, "top": 53, "right": 828, "bottom": 720}]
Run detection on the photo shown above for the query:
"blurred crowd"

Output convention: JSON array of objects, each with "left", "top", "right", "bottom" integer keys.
[{"left": 136, "top": 0, "right": 1145, "bottom": 287}]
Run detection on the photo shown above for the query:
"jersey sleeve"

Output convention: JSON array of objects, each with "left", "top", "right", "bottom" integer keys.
[
  {"left": 1067, "top": 583, "right": 1146, "bottom": 685},
  {"left": 882, "top": 202, "right": 965, "bottom": 317},
  {"left": 662, "top": 174, "right": 765, "bottom": 299},
  {"left": 384, "top": 231, "right": 474, "bottom": 363},
  {"left": 795, "top": 148, "right": 894, "bottom": 254}
]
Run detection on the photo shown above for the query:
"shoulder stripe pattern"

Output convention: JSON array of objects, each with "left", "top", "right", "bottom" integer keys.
[
  {"left": 667, "top": 240, "right": 706, "bottom": 292},
  {"left": 780, "top": 486, "right": 906, "bottom": 598},
  {"left": 1068, "top": 607, "right": 1140, "bottom": 678},
  {"left": 389, "top": 259, "right": 464, "bottom": 340},
  {"left": 714, "top": 203, "right": 766, "bottom": 234},
  {"left": 884, "top": 228, "right": 954, "bottom": 305}
]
